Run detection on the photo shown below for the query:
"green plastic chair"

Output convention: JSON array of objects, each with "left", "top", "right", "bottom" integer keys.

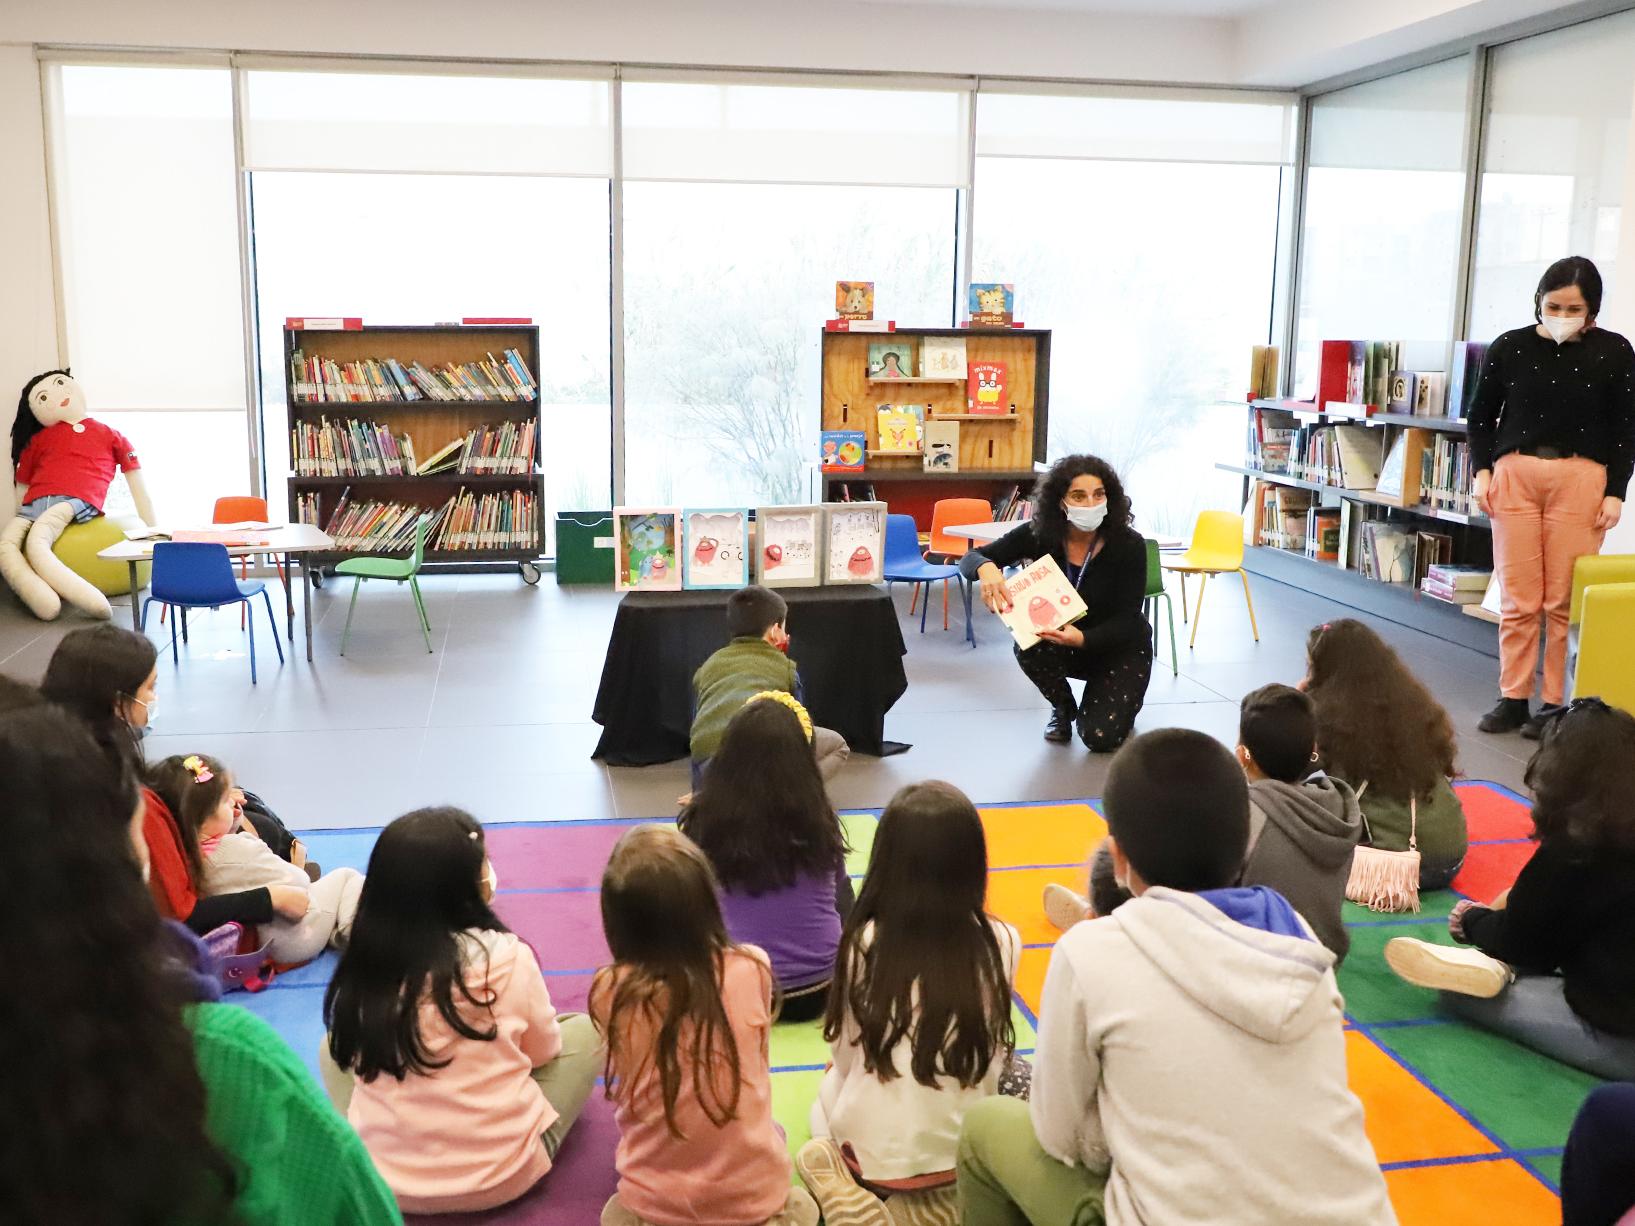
[
  {"left": 1144, "top": 537, "right": 1177, "bottom": 677},
  {"left": 337, "top": 514, "right": 434, "bottom": 656}
]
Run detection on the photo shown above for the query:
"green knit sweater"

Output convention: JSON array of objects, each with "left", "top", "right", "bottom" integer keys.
[
  {"left": 690, "top": 636, "right": 799, "bottom": 760},
  {"left": 186, "top": 1004, "right": 402, "bottom": 1225}
]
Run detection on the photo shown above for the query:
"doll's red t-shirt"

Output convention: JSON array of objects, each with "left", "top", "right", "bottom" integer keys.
[{"left": 14, "top": 419, "right": 141, "bottom": 512}]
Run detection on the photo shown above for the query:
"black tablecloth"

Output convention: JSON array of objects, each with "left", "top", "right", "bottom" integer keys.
[{"left": 592, "top": 586, "right": 909, "bottom": 765}]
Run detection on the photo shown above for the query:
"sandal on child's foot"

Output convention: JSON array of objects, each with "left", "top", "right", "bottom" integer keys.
[
  {"left": 1043, "top": 883, "right": 1090, "bottom": 933},
  {"left": 795, "top": 1139, "right": 890, "bottom": 1226},
  {"left": 1384, "top": 937, "right": 1513, "bottom": 998}
]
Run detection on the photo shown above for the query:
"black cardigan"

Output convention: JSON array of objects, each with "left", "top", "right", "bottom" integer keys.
[
  {"left": 959, "top": 520, "right": 1150, "bottom": 654},
  {"left": 1460, "top": 841, "right": 1635, "bottom": 1036}
]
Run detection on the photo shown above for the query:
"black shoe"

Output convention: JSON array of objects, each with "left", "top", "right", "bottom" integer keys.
[
  {"left": 1520, "top": 704, "right": 1563, "bottom": 741},
  {"left": 1044, "top": 704, "right": 1075, "bottom": 743},
  {"left": 1478, "top": 697, "right": 1531, "bottom": 734}
]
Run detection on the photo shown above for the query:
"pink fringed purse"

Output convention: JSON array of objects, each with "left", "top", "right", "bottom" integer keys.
[{"left": 1345, "top": 784, "right": 1420, "bottom": 913}]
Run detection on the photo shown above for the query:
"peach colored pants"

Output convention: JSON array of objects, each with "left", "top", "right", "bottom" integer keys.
[{"left": 1488, "top": 453, "right": 1607, "bottom": 704}]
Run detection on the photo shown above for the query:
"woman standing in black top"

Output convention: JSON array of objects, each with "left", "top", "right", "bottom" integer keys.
[
  {"left": 1468, "top": 256, "right": 1635, "bottom": 737},
  {"left": 959, "top": 454, "right": 1152, "bottom": 751}
]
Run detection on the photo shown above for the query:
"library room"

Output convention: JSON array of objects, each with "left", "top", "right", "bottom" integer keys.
[{"left": 4, "top": 1, "right": 1635, "bottom": 1223}]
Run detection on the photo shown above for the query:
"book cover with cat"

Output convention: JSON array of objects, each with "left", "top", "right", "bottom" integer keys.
[
  {"left": 966, "top": 362, "right": 1008, "bottom": 415},
  {"left": 875, "top": 405, "right": 925, "bottom": 454},
  {"left": 968, "top": 283, "right": 1015, "bottom": 327}
]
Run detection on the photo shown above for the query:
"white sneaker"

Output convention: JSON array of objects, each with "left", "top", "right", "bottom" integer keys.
[
  {"left": 795, "top": 1139, "right": 889, "bottom": 1226},
  {"left": 1043, "top": 884, "right": 1090, "bottom": 933},
  {"left": 1384, "top": 937, "right": 1514, "bottom": 998}
]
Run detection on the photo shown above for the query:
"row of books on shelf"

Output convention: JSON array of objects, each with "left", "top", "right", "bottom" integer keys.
[
  {"left": 295, "top": 487, "right": 539, "bottom": 552},
  {"left": 1251, "top": 419, "right": 1382, "bottom": 489},
  {"left": 1422, "top": 436, "right": 1477, "bottom": 515},
  {"left": 288, "top": 348, "right": 538, "bottom": 403},
  {"left": 1303, "top": 339, "right": 1487, "bottom": 420},
  {"left": 292, "top": 419, "right": 538, "bottom": 478},
  {"left": 822, "top": 415, "right": 967, "bottom": 472}
]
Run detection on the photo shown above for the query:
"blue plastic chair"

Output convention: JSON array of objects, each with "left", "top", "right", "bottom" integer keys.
[
  {"left": 141, "top": 542, "right": 284, "bottom": 684},
  {"left": 881, "top": 513, "right": 974, "bottom": 646}
]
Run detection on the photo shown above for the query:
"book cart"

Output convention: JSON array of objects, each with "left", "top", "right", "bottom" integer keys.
[{"left": 283, "top": 324, "right": 546, "bottom": 585}]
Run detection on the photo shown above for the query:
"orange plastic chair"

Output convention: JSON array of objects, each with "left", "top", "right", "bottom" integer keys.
[
  {"left": 216, "top": 496, "right": 286, "bottom": 630},
  {"left": 1161, "top": 510, "right": 1259, "bottom": 649},
  {"left": 911, "top": 498, "right": 993, "bottom": 630}
]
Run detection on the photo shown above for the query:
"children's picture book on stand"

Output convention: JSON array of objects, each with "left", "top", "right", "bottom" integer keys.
[
  {"left": 998, "top": 554, "right": 1088, "bottom": 650},
  {"left": 924, "top": 420, "right": 959, "bottom": 471},
  {"left": 921, "top": 337, "right": 968, "bottom": 379},
  {"left": 820, "top": 430, "right": 866, "bottom": 472},
  {"left": 682, "top": 508, "right": 750, "bottom": 590},
  {"left": 875, "top": 405, "right": 925, "bottom": 455},
  {"left": 867, "top": 343, "right": 916, "bottom": 379},
  {"left": 1413, "top": 372, "right": 1447, "bottom": 416},
  {"left": 968, "top": 283, "right": 1015, "bottom": 328},
  {"left": 822, "top": 502, "right": 886, "bottom": 585},
  {"left": 754, "top": 505, "right": 823, "bottom": 588},
  {"left": 966, "top": 362, "right": 1009, "bottom": 415},
  {"left": 1387, "top": 370, "right": 1417, "bottom": 414},
  {"left": 835, "top": 281, "right": 875, "bottom": 321},
  {"left": 613, "top": 508, "right": 681, "bottom": 592}
]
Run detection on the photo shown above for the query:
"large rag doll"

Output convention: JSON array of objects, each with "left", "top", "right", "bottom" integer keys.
[{"left": 3, "top": 370, "right": 155, "bottom": 620}]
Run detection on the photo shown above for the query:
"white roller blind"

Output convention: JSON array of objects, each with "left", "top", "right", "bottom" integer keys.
[
  {"left": 976, "top": 88, "right": 1295, "bottom": 166},
  {"left": 242, "top": 69, "right": 613, "bottom": 177},
  {"left": 620, "top": 78, "right": 971, "bottom": 187},
  {"left": 1308, "top": 56, "right": 1469, "bottom": 173}
]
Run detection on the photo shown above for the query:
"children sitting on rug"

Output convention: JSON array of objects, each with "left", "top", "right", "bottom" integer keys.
[
  {"left": 146, "top": 752, "right": 364, "bottom": 966},
  {"left": 1042, "top": 684, "right": 1363, "bottom": 963},
  {"left": 801, "top": 780, "right": 1025, "bottom": 1226},
  {"left": 679, "top": 693, "right": 851, "bottom": 1023},
  {"left": 689, "top": 584, "right": 848, "bottom": 790},
  {"left": 958, "top": 728, "right": 1393, "bottom": 1226},
  {"left": 1303, "top": 618, "right": 1469, "bottom": 895},
  {"left": 322, "top": 807, "right": 603, "bottom": 1215},
  {"left": 593, "top": 824, "right": 818, "bottom": 1226},
  {"left": 1384, "top": 697, "right": 1635, "bottom": 1081}
]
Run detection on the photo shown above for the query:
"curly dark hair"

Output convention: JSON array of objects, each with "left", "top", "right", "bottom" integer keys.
[
  {"left": 1031, "top": 454, "right": 1134, "bottom": 546},
  {"left": 1304, "top": 619, "right": 1458, "bottom": 802},
  {"left": 0, "top": 703, "right": 239, "bottom": 1223},
  {"left": 1525, "top": 699, "right": 1635, "bottom": 856}
]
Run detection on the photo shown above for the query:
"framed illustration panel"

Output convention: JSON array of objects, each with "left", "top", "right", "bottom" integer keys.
[
  {"left": 822, "top": 502, "right": 886, "bottom": 585},
  {"left": 613, "top": 507, "right": 682, "bottom": 592},
  {"left": 753, "top": 505, "right": 823, "bottom": 588},
  {"left": 682, "top": 508, "right": 750, "bottom": 590}
]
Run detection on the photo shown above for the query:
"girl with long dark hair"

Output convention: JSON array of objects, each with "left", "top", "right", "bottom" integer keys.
[
  {"left": 322, "top": 807, "right": 601, "bottom": 1215},
  {"left": 0, "top": 697, "right": 399, "bottom": 1225},
  {"left": 799, "top": 781, "right": 1020, "bottom": 1225},
  {"left": 1303, "top": 619, "right": 1469, "bottom": 891},
  {"left": 959, "top": 453, "right": 1152, "bottom": 750},
  {"left": 1469, "top": 256, "right": 1635, "bottom": 737},
  {"left": 678, "top": 693, "right": 851, "bottom": 1023},
  {"left": 592, "top": 825, "right": 817, "bottom": 1226}
]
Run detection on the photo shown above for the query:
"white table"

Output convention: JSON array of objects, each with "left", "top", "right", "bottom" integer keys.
[
  {"left": 946, "top": 522, "right": 1185, "bottom": 550},
  {"left": 97, "top": 524, "right": 335, "bottom": 663}
]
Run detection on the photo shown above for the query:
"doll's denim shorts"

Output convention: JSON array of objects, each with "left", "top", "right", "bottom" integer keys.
[{"left": 20, "top": 495, "right": 98, "bottom": 523}]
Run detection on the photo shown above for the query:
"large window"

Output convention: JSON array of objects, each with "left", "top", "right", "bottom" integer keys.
[
  {"left": 972, "top": 90, "right": 1292, "bottom": 534},
  {"left": 1468, "top": 10, "right": 1635, "bottom": 342},
  {"left": 1294, "top": 58, "right": 1471, "bottom": 394},
  {"left": 619, "top": 79, "right": 966, "bottom": 505},
  {"left": 48, "top": 63, "right": 248, "bottom": 525}
]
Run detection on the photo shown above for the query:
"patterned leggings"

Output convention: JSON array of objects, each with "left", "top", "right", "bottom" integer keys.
[{"left": 1015, "top": 637, "right": 1153, "bottom": 753}]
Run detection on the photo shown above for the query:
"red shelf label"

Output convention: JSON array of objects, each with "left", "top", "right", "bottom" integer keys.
[{"left": 285, "top": 316, "right": 362, "bottom": 331}]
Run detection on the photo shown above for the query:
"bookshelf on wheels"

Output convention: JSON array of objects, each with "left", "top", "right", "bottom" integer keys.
[
  {"left": 284, "top": 323, "right": 546, "bottom": 585},
  {"left": 820, "top": 327, "right": 1051, "bottom": 528}
]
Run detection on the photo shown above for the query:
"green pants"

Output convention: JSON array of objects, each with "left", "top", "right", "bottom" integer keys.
[
  {"left": 957, "top": 1097, "right": 1107, "bottom": 1226},
  {"left": 319, "top": 1011, "right": 604, "bottom": 1158}
]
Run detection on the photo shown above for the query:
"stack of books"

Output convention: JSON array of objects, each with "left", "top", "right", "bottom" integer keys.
[
  {"left": 289, "top": 348, "right": 537, "bottom": 403},
  {"left": 1422, "top": 564, "right": 1491, "bottom": 604},
  {"left": 292, "top": 417, "right": 416, "bottom": 477}
]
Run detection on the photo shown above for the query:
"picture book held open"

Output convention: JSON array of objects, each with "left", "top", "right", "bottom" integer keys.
[{"left": 999, "top": 554, "right": 1088, "bottom": 650}]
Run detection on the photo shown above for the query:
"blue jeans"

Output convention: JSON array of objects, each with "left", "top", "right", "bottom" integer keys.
[
  {"left": 20, "top": 495, "right": 97, "bottom": 523},
  {"left": 1443, "top": 976, "right": 1635, "bottom": 1081}
]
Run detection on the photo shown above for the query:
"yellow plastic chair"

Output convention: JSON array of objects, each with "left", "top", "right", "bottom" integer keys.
[
  {"left": 1572, "top": 581, "right": 1635, "bottom": 714},
  {"left": 1570, "top": 553, "right": 1635, "bottom": 629},
  {"left": 1162, "top": 510, "right": 1259, "bottom": 648}
]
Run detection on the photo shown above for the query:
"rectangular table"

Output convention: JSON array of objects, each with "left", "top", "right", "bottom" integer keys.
[
  {"left": 97, "top": 524, "right": 335, "bottom": 663},
  {"left": 592, "top": 585, "right": 909, "bottom": 765},
  {"left": 947, "top": 522, "right": 1185, "bottom": 550}
]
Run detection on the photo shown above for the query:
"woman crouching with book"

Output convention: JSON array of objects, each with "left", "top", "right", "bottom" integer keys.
[{"left": 960, "top": 454, "right": 1152, "bottom": 751}]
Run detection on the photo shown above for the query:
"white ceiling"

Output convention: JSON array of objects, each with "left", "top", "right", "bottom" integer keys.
[{"left": 834, "top": 0, "right": 1273, "bottom": 13}]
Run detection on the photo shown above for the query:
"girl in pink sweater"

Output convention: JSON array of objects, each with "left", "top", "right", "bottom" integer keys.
[
  {"left": 320, "top": 807, "right": 603, "bottom": 1215},
  {"left": 592, "top": 825, "right": 819, "bottom": 1226}
]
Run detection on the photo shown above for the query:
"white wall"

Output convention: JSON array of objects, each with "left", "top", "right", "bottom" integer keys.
[{"left": 0, "top": 45, "right": 59, "bottom": 519}]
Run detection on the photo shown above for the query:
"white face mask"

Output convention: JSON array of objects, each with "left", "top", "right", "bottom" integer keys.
[
  {"left": 1542, "top": 315, "right": 1585, "bottom": 344},
  {"left": 1064, "top": 503, "right": 1108, "bottom": 533}
]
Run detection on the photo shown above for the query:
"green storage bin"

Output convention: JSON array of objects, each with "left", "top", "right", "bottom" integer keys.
[{"left": 555, "top": 511, "right": 616, "bottom": 585}]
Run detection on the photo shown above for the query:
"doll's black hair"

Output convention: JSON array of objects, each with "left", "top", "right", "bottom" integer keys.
[{"left": 13, "top": 369, "right": 71, "bottom": 467}]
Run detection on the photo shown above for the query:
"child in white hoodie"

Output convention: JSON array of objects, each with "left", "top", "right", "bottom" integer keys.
[{"left": 957, "top": 728, "right": 1394, "bottom": 1226}]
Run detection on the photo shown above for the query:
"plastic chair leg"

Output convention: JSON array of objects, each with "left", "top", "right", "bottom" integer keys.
[
  {"left": 918, "top": 582, "right": 930, "bottom": 634},
  {"left": 909, "top": 584, "right": 919, "bottom": 616},
  {"left": 1238, "top": 568, "right": 1260, "bottom": 643},
  {"left": 1189, "top": 573, "right": 1211, "bottom": 648},
  {"left": 962, "top": 577, "right": 976, "bottom": 648},
  {"left": 261, "top": 591, "right": 285, "bottom": 663},
  {"left": 942, "top": 579, "right": 949, "bottom": 631},
  {"left": 140, "top": 596, "right": 153, "bottom": 632},
  {"left": 169, "top": 603, "right": 179, "bottom": 664},
  {"left": 181, "top": 608, "right": 189, "bottom": 644},
  {"left": 1164, "top": 593, "right": 1178, "bottom": 676},
  {"left": 340, "top": 577, "right": 363, "bottom": 656},
  {"left": 246, "top": 597, "right": 257, "bottom": 685},
  {"left": 409, "top": 576, "right": 432, "bottom": 652},
  {"left": 1177, "top": 572, "right": 1187, "bottom": 622}
]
